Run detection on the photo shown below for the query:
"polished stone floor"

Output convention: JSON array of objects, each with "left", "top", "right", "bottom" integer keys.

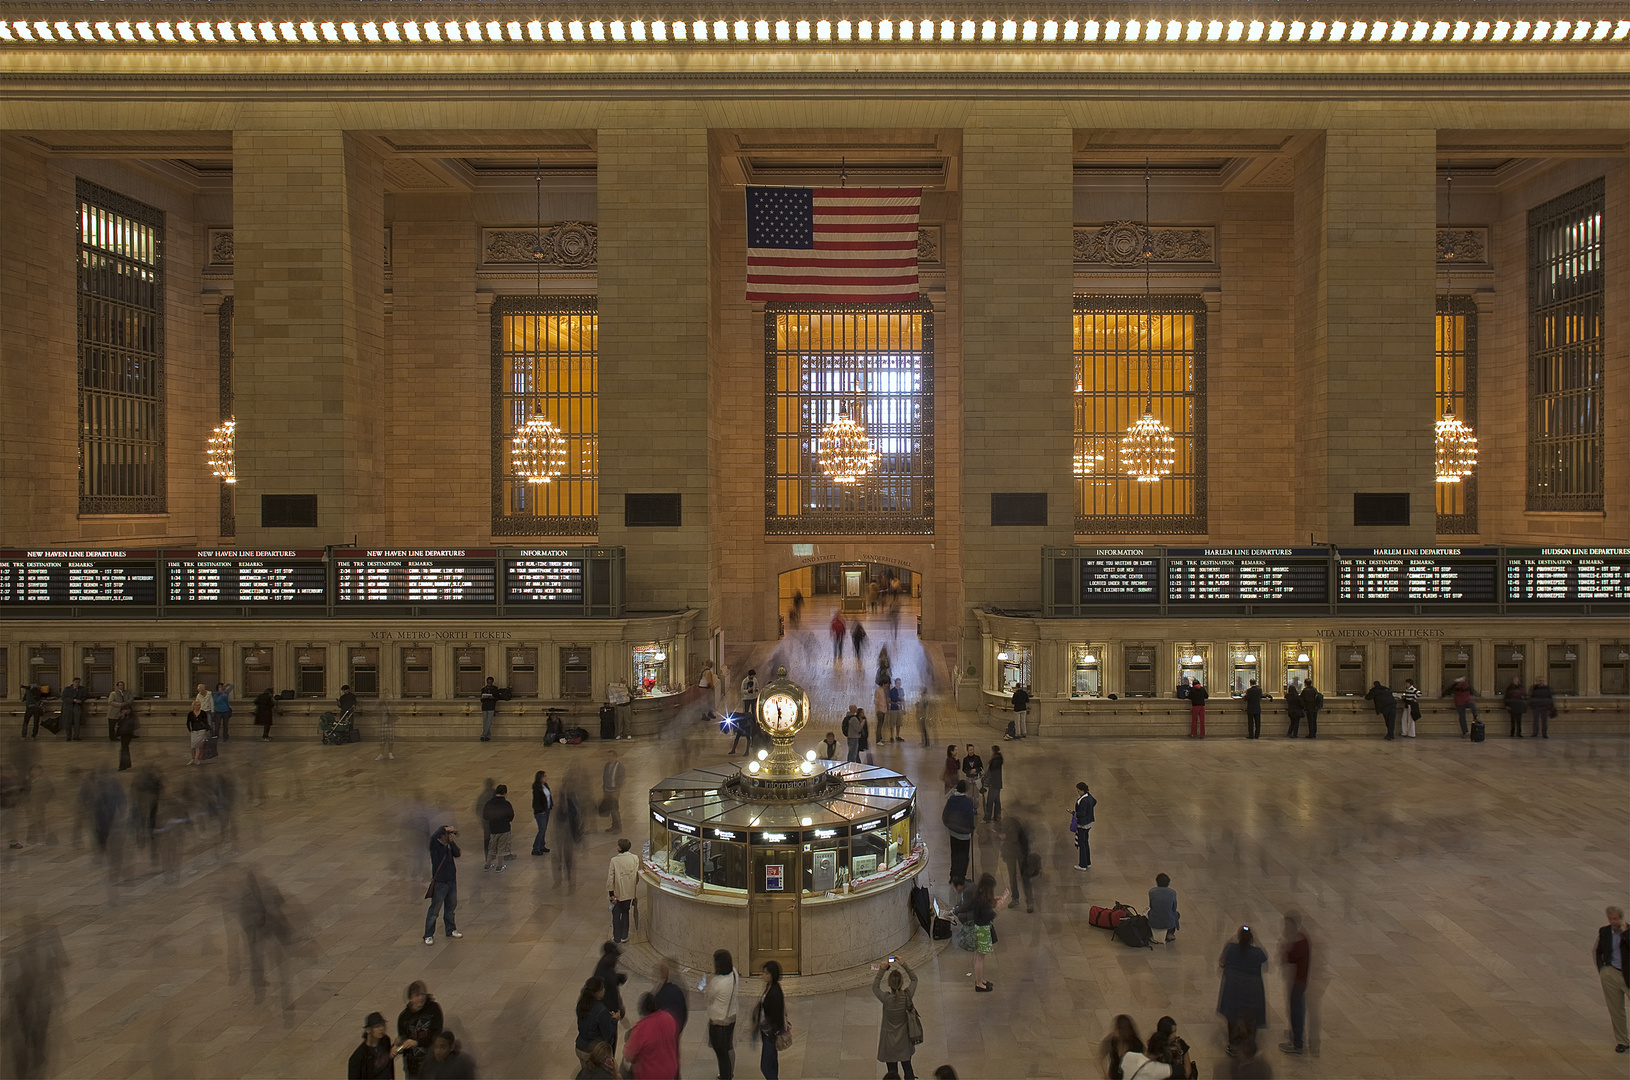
[{"left": 2, "top": 626, "right": 1627, "bottom": 1079}]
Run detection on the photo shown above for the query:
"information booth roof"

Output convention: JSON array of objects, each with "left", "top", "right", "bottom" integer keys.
[{"left": 650, "top": 762, "right": 915, "bottom": 832}]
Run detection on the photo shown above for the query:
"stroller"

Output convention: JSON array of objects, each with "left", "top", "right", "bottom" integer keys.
[{"left": 319, "top": 709, "right": 360, "bottom": 745}]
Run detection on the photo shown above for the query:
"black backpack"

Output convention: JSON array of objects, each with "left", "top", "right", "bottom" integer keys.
[
  {"left": 908, "top": 884, "right": 933, "bottom": 933},
  {"left": 1114, "top": 913, "right": 1155, "bottom": 949}
]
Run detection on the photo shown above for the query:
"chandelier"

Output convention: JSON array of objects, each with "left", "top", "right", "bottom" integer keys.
[
  {"left": 1072, "top": 442, "right": 1105, "bottom": 477},
  {"left": 1121, "top": 159, "right": 1175, "bottom": 482},
  {"left": 207, "top": 416, "right": 236, "bottom": 484},
  {"left": 1435, "top": 411, "right": 1478, "bottom": 482},
  {"left": 1435, "top": 162, "right": 1478, "bottom": 483},
  {"left": 511, "top": 404, "right": 568, "bottom": 484},
  {"left": 817, "top": 405, "right": 878, "bottom": 484}
]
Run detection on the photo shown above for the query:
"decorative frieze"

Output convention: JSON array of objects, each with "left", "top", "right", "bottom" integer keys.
[
  {"left": 1436, "top": 227, "right": 1489, "bottom": 265},
  {"left": 207, "top": 228, "right": 234, "bottom": 267},
  {"left": 482, "top": 223, "right": 599, "bottom": 269},
  {"left": 1075, "top": 222, "right": 1215, "bottom": 268},
  {"left": 916, "top": 225, "right": 943, "bottom": 267}
]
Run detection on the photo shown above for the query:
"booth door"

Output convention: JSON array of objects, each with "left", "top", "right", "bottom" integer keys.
[
  {"left": 749, "top": 847, "right": 801, "bottom": 975},
  {"left": 840, "top": 563, "right": 868, "bottom": 615}
]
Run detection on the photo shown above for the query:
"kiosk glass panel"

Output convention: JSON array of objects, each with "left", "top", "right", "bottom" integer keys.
[
  {"left": 1388, "top": 644, "right": 1420, "bottom": 689},
  {"left": 135, "top": 647, "right": 167, "bottom": 698},
  {"left": 1600, "top": 644, "right": 1628, "bottom": 696},
  {"left": 28, "top": 647, "right": 61, "bottom": 696},
  {"left": 189, "top": 648, "right": 221, "bottom": 698},
  {"left": 703, "top": 839, "right": 749, "bottom": 892},
  {"left": 1281, "top": 644, "right": 1313, "bottom": 694},
  {"left": 454, "top": 650, "right": 486, "bottom": 697},
  {"left": 401, "top": 649, "right": 432, "bottom": 698},
  {"left": 633, "top": 643, "right": 671, "bottom": 697},
  {"left": 1229, "top": 644, "right": 1264, "bottom": 697},
  {"left": 1494, "top": 644, "right": 1526, "bottom": 690},
  {"left": 82, "top": 647, "right": 115, "bottom": 697},
  {"left": 1070, "top": 644, "right": 1105, "bottom": 698},
  {"left": 295, "top": 649, "right": 326, "bottom": 698},
  {"left": 1125, "top": 645, "right": 1156, "bottom": 698},
  {"left": 242, "top": 648, "right": 274, "bottom": 696},
  {"left": 1440, "top": 644, "right": 1473, "bottom": 696},
  {"left": 561, "top": 648, "right": 592, "bottom": 698},
  {"left": 349, "top": 648, "right": 380, "bottom": 697},
  {"left": 1175, "top": 644, "right": 1208, "bottom": 694},
  {"left": 995, "top": 644, "right": 1030, "bottom": 693},
  {"left": 1547, "top": 644, "right": 1579, "bottom": 695}
]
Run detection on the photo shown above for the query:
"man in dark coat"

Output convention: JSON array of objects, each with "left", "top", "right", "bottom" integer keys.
[
  {"left": 1299, "top": 680, "right": 1324, "bottom": 739},
  {"left": 941, "top": 781, "right": 978, "bottom": 884},
  {"left": 1242, "top": 679, "right": 1264, "bottom": 739},
  {"left": 1364, "top": 681, "right": 1398, "bottom": 740},
  {"left": 482, "top": 784, "right": 515, "bottom": 871}
]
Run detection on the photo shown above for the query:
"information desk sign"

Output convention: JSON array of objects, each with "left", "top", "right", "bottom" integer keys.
[
  {"left": 1337, "top": 547, "right": 1501, "bottom": 603},
  {"left": 1075, "top": 548, "right": 1161, "bottom": 604},
  {"left": 165, "top": 550, "right": 328, "bottom": 605},
  {"left": 503, "top": 549, "right": 588, "bottom": 606},
  {"left": 1505, "top": 547, "right": 1630, "bottom": 604},
  {"left": 0, "top": 550, "right": 158, "bottom": 604},
  {"left": 1165, "top": 548, "right": 1329, "bottom": 604},
  {"left": 333, "top": 549, "right": 498, "bottom": 604}
]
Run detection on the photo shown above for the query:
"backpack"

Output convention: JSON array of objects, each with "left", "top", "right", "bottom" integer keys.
[
  {"left": 1114, "top": 913, "right": 1155, "bottom": 949},
  {"left": 908, "top": 884, "right": 933, "bottom": 933},
  {"left": 842, "top": 714, "right": 854, "bottom": 738}
]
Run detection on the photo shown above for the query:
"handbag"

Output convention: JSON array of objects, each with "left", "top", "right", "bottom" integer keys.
[
  {"left": 954, "top": 921, "right": 978, "bottom": 951},
  {"left": 905, "top": 1003, "right": 924, "bottom": 1044},
  {"left": 775, "top": 1020, "right": 793, "bottom": 1052}
]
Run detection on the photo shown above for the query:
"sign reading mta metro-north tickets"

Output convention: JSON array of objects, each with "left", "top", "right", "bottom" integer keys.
[{"left": 0, "top": 550, "right": 158, "bottom": 604}]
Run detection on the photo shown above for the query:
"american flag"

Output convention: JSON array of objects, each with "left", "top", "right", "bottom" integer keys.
[{"left": 746, "top": 186, "right": 922, "bottom": 303}]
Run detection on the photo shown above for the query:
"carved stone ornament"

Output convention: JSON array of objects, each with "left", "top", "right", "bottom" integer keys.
[
  {"left": 208, "top": 229, "right": 234, "bottom": 266},
  {"left": 484, "top": 222, "right": 599, "bottom": 268},
  {"left": 1075, "top": 222, "right": 1214, "bottom": 265},
  {"left": 1436, "top": 227, "right": 1487, "bottom": 264},
  {"left": 916, "top": 227, "right": 940, "bottom": 263}
]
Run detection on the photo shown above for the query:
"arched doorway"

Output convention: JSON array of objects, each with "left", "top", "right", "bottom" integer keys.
[{"left": 777, "top": 562, "right": 921, "bottom": 638}]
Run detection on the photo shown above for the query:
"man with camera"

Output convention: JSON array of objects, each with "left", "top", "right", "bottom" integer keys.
[{"left": 424, "top": 825, "right": 465, "bottom": 946}]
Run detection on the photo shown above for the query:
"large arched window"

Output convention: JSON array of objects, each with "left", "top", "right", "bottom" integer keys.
[
  {"left": 766, "top": 302, "right": 934, "bottom": 535},
  {"left": 492, "top": 296, "right": 598, "bottom": 535},
  {"left": 1073, "top": 295, "right": 1206, "bottom": 534}
]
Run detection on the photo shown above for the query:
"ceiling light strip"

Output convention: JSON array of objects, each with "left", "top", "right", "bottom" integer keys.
[{"left": 3, "top": 12, "right": 1627, "bottom": 46}]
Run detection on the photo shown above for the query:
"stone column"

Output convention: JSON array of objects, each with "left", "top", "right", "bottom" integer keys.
[
  {"left": 1293, "top": 123, "right": 1438, "bottom": 546},
  {"left": 596, "top": 125, "right": 711, "bottom": 619},
  {"left": 959, "top": 111, "right": 1076, "bottom": 652},
  {"left": 231, "top": 112, "right": 387, "bottom": 546}
]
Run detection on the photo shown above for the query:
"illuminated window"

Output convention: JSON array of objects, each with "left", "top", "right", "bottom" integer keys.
[
  {"left": 766, "top": 303, "right": 934, "bottom": 535},
  {"left": 77, "top": 180, "right": 165, "bottom": 513},
  {"left": 1074, "top": 296, "right": 1206, "bottom": 533},
  {"left": 492, "top": 297, "right": 598, "bottom": 535},
  {"left": 1435, "top": 297, "right": 1478, "bottom": 534},
  {"left": 1528, "top": 178, "right": 1604, "bottom": 511}
]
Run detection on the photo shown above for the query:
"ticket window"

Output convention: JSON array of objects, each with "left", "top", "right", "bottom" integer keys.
[
  {"left": 1335, "top": 644, "right": 1367, "bottom": 696},
  {"left": 82, "top": 647, "right": 115, "bottom": 697},
  {"left": 401, "top": 649, "right": 432, "bottom": 699},
  {"left": 632, "top": 643, "right": 671, "bottom": 697},
  {"left": 508, "top": 648, "right": 539, "bottom": 698},
  {"left": 1070, "top": 645, "right": 1105, "bottom": 699},
  {"left": 1547, "top": 644, "right": 1579, "bottom": 696},
  {"left": 28, "top": 647, "right": 61, "bottom": 697},
  {"left": 1494, "top": 644, "right": 1526, "bottom": 692},
  {"left": 1441, "top": 644, "right": 1474, "bottom": 696},
  {"left": 0, "top": 648, "right": 7, "bottom": 698},
  {"left": 349, "top": 648, "right": 380, "bottom": 698},
  {"left": 189, "top": 647, "right": 222, "bottom": 697},
  {"left": 1124, "top": 646, "right": 1156, "bottom": 698},
  {"left": 1282, "top": 645, "right": 1313, "bottom": 694},
  {"left": 561, "top": 648, "right": 592, "bottom": 699},
  {"left": 242, "top": 648, "right": 275, "bottom": 696},
  {"left": 135, "top": 648, "right": 167, "bottom": 699},
  {"left": 994, "top": 644, "right": 1031, "bottom": 694},
  {"left": 1229, "top": 645, "right": 1264, "bottom": 697},
  {"left": 295, "top": 649, "right": 326, "bottom": 698},
  {"left": 454, "top": 651, "right": 486, "bottom": 698},
  {"left": 1175, "top": 645, "right": 1209, "bottom": 695},
  {"left": 1389, "top": 645, "right": 1421, "bottom": 691},
  {"left": 1600, "top": 644, "right": 1629, "bottom": 696}
]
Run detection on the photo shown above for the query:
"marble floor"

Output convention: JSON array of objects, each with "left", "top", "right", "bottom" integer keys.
[{"left": 2, "top": 626, "right": 1627, "bottom": 1079}]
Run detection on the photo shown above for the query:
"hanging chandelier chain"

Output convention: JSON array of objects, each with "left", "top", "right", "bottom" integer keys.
[{"left": 1142, "top": 157, "right": 1154, "bottom": 410}]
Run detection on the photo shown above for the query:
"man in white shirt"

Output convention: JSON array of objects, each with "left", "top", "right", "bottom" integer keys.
[{"left": 607, "top": 838, "right": 639, "bottom": 944}]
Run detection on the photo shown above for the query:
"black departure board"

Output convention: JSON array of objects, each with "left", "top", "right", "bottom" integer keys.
[
  {"left": 1166, "top": 548, "right": 1329, "bottom": 603},
  {"left": 166, "top": 551, "right": 328, "bottom": 604},
  {"left": 1077, "top": 549, "right": 1161, "bottom": 603},
  {"left": 0, "top": 550, "right": 158, "bottom": 604},
  {"left": 1338, "top": 548, "right": 1500, "bottom": 603},
  {"left": 1505, "top": 547, "right": 1630, "bottom": 603},
  {"left": 505, "top": 550, "right": 587, "bottom": 605},
  {"left": 333, "top": 550, "right": 498, "bottom": 603}
]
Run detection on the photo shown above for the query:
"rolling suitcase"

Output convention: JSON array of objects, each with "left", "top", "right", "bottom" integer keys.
[
  {"left": 201, "top": 735, "right": 220, "bottom": 760},
  {"left": 1470, "top": 720, "right": 1485, "bottom": 743}
]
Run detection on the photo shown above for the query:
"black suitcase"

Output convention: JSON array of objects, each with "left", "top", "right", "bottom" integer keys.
[
  {"left": 1470, "top": 720, "right": 1485, "bottom": 743},
  {"left": 600, "top": 712, "right": 616, "bottom": 740}
]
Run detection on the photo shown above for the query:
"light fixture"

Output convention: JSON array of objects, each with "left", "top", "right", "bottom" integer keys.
[
  {"left": 207, "top": 416, "right": 236, "bottom": 483},
  {"left": 997, "top": 651, "right": 1008, "bottom": 661},
  {"left": 1244, "top": 653, "right": 1257, "bottom": 663},
  {"left": 816, "top": 402, "right": 879, "bottom": 484},
  {"left": 799, "top": 761, "right": 814, "bottom": 774},
  {"left": 801, "top": 816, "right": 813, "bottom": 826},
  {"left": 804, "top": 749, "right": 817, "bottom": 761},
  {"left": 1435, "top": 161, "right": 1478, "bottom": 484},
  {"left": 510, "top": 159, "right": 568, "bottom": 486},
  {"left": 1121, "top": 159, "right": 1176, "bottom": 482},
  {"left": 1296, "top": 652, "right": 1310, "bottom": 663},
  {"left": 1072, "top": 438, "right": 1107, "bottom": 477},
  {"left": 1081, "top": 652, "right": 1096, "bottom": 664},
  {"left": 1189, "top": 654, "right": 1204, "bottom": 665},
  {"left": 757, "top": 748, "right": 769, "bottom": 761},
  {"left": 747, "top": 760, "right": 761, "bottom": 774}
]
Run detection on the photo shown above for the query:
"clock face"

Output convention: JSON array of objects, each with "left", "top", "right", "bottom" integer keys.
[{"left": 760, "top": 692, "right": 801, "bottom": 733}]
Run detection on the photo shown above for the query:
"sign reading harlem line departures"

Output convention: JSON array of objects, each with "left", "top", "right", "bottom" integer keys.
[
  {"left": 1337, "top": 548, "right": 1501, "bottom": 603},
  {"left": 1165, "top": 548, "right": 1330, "bottom": 603}
]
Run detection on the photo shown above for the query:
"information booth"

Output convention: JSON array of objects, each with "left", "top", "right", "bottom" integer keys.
[{"left": 642, "top": 669, "right": 921, "bottom": 976}]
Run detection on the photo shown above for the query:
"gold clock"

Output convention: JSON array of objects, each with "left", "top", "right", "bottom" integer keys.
[{"left": 760, "top": 691, "right": 803, "bottom": 734}]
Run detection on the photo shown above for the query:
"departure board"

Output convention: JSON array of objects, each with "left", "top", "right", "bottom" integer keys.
[
  {"left": 166, "top": 551, "right": 328, "bottom": 604},
  {"left": 1505, "top": 547, "right": 1630, "bottom": 603},
  {"left": 1077, "top": 549, "right": 1161, "bottom": 603},
  {"left": 333, "top": 550, "right": 498, "bottom": 603},
  {"left": 0, "top": 551, "right": 158, "bottom": 604},
  {"left": 1166, "top": 548, "right": 1329, "bottom": 603},
  {"left": 1338, "top": 548, "right": 1500, "bottom": 603},
  {"left": 505, "top": 550, "right": 587, "bottom": 605}
]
